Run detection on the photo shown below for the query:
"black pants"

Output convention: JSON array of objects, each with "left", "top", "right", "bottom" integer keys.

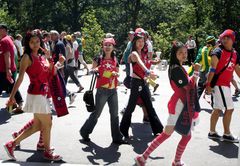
[
  {"left": 0, "top": 72, "right": 23, "bottom": 104},
  {"left": 64, "top": 66, "right": 81, "bottom": 87},
  {"left": 197, "top": 71, "right": 208, "bottom": 99},
  {"left": 187, "top": 49, "right": 195, "bottom": 66},
  {"left": 120, "top": 78, "right": 163, "bottom": 137}
]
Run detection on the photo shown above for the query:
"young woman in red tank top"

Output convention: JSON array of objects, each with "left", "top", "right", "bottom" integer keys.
[
  {"left": 120, "top": 33, "right": 163, "bottom": 139},
  {"left": 4, "top": 30, "right": 62, "bottom": 161}
]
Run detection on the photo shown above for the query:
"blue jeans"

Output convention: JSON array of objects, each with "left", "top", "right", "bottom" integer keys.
[{"left": 80, "top": 88, "right": 123, "bottom": 141}]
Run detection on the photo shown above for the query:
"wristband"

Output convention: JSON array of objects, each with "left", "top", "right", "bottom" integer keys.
[{"left": 209, "top": 67, "right": 216, "bottom": 73}]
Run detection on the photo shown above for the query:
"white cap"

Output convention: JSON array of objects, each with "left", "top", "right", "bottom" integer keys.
[{"left": 105, "top": 33, "right": 115, "bottom": 38}]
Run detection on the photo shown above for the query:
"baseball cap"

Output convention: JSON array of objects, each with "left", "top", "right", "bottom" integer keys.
[
  {"left": 103, "top": 38, "right": 116, "bottom": 45},
  {"left": 64, "top": 35, "right": 72, "bottom": 41},
  {"left": 220, "top": 29, "right": 235, "bottom": 42},
  {"left": 206, "top": 36, "right": 216, "bottom": 43}
]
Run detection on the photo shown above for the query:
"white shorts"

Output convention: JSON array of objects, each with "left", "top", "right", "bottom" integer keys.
[
  {"left": 212, "top": 86, "right": 234, "bottom": 110},
  {"left": 23, "top": 94, "right": 52, "bottom": 114},
  {"left": 167, "top": 99, "right": 184, "bottom": 126}
]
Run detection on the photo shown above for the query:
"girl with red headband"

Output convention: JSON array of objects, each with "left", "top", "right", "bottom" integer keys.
[{"left": 80, "top": 37, "right": 128, "bottom": 145}]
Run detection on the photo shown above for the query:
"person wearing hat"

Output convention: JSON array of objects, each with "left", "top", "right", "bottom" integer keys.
[
  {"left": 205, "top": 29, "right": 240, "bottom": 143},
  {"left": 188, "top": 35, "right": 216, "bottom": 99},
  {"left": 0, "top": 24, "right": 24, "bottom": 113},
  {"left": 80, "top": 37, "right": 128, "bottom": 145}
]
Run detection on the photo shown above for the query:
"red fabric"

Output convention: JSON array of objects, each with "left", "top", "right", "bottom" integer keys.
[
  {"left": 215, "top": 49, "right": 237, "bottom": 87},
  {"left": 143, "top": 132, "right": 170, "bottom": 160},
  {"left": 96, "top": 57, "right": 118, "bottom": 89},
  {"left": 49, "top": 73, "right": 68, "bottom": 117},
  {"left": 132, "top": 51, "right": 149, "bottom": 79},
  {"left": 74, "top": 49, "right": 79, "bottom": 60},
  {"left": 26, "top": 55, "right": 50, "bottom": 95},
  {"left": 0, "top": 35, "right": 16, "bottom": 72},
  {"left": 168, "top": 67, "right": 196, "bottom": 114},
  {"left": 174, "top": 134, "right": 191, "bottom": 162}
]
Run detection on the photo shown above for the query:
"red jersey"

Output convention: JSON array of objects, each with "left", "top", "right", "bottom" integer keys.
[
  {"left": 0, "top": 35, "right": 16, "bottom": 72},
  {"left": 26, "top": 55, "right": 50, "bottom": 95},
  {"left": 212, "top": 47, "right": 239, "bottom": 87},
  {"left": 95, "top": 56, "right": 118, "bottom": 89}
]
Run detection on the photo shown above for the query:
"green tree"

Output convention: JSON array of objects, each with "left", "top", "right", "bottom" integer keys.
[{"left": 81, "top": 9, "right": 104, "bottom": 63}]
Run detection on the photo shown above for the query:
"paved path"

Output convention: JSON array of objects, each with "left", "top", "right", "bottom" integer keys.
[{"left": 0, "top": 65, "right": 239, "bottom": 166}]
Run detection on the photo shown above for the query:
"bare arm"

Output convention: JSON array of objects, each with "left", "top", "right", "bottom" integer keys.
[
  {"left": 234, "top": 64, "right": 240, "bottom": 77},
  {"left": 130, "top": 51, "right": 148, "bottom": 72},
  {"left": 205, "top": 55, "right": 219, "bottom": 94},
  {"left": 206, "top": 55, "right": 219, "bottom": 83},
  {"left": 4, "top": 51, "right": 12, "bottom": 78}
]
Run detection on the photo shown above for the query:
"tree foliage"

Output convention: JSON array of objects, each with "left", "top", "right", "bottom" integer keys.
[{"left": 1, "top": 0, "right": 239, "bottom": 58}]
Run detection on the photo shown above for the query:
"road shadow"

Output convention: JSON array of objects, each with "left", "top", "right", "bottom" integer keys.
[
  {"left": 129, "top": 123, "right": 165, "bottom": 161},
  {"left": 0, "top": 108, "right": 11, "bottom": 125},
  {"left": 2, "top": 149, "right": 66, "bottom": 165},
  {"left": 79, "top": 140, "right": 121, "bottom": 165},
  {"left": 209, "top": 140, "right": 239, "bottom": 158}
]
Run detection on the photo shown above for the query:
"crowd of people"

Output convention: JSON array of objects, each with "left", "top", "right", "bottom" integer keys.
[{"left": 0, "top": 23, "right": 239, "bottom": 165}]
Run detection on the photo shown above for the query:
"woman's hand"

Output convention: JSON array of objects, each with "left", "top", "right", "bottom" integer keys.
[
  {"left": 6, "top": 97, "right": 16, "bottom": 107},
  {"left": 112, "top": 71, "right": 119, "bottom": 77}
]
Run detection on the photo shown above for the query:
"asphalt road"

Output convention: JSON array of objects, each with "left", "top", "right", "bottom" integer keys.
[{"left": 0, "top": 65, "right": 239, "bottom": 166}]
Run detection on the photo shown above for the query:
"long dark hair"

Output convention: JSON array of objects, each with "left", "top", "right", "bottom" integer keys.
[
  {"left": 131, "top": 34, "right": 145, "bottom": 53},
  {"left": 168, "top": 41, "right": 185, "bottom": 80},
  {"left": 24, "top": 29, "right": 44, "bottom": 56}
]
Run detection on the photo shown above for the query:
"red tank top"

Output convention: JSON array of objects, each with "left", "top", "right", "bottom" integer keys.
[
  {"left": 132, "top": 51, "right": 148, "bottom": 79},
  {"left": 96, "top": 57, "right": 118, "bottom": 89},
  {"left": 26, "top": 54, "right": 50, "bottom": 95}
]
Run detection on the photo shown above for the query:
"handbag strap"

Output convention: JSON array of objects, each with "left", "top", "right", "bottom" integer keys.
[
  {"left": 89, "top": 73, "right": 97, "bottom": 91},
  {"left": 217, "top": 50, "right": 233, "bottom": 75}
]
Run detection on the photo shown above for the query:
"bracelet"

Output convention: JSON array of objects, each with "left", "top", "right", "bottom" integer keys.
[
  {"left": 209, "top": 68, "right": 216, "bottom": 73},
  {"left": 145, "top": 69, "right": 150, "bottom": 76}
]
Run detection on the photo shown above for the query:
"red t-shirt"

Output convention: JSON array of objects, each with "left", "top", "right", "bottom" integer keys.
[
  {"left": 0, "top": 35, "right": 16, "bottom": 72},
  {"left": 211, "top": 46, "right": 240, "bottom": 87}
]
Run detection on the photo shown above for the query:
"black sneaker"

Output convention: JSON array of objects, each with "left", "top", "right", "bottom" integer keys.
[
  {"left": 222, "top": 134, "right": 239, "bottom": 143},
  {"left": 112, "top": 139, "right": 129, "bottom": 145},
  {"left": 208, "top": 132, "right": 221, "bottom": 140}
]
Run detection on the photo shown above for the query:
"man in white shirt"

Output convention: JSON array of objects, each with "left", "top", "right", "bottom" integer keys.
[
  {"left": 14, "top": 34, "right": 23, "bottom": 57},
  {"left": 185, "top": 35, "right": 196, "bottom": 66}
]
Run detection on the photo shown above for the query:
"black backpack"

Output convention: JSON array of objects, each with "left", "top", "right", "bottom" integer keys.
[{"left": 83, "top": 73, "right": 97, "bottom": 112}]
